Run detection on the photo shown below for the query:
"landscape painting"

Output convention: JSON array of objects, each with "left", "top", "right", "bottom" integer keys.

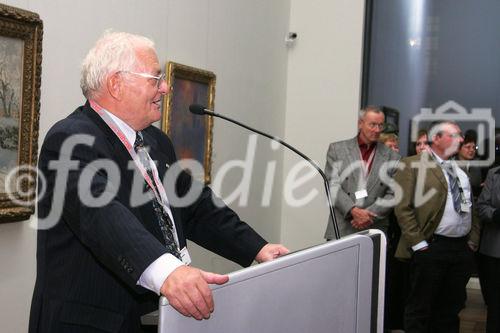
[
  {"left": 0, "top": 3, "right": 42, "bottom": 223},
  {"left": 0, "top": 36, "right": 23, "bottom": 195}
]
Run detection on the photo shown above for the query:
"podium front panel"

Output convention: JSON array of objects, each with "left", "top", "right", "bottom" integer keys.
[{"left": 158, "top": 233, "right": 381, "bottom": 333}]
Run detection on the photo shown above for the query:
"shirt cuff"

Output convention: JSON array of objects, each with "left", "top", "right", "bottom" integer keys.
[
  {"left": 412, "top": 240, "right": 429, "bottom": 252},
  {"left": 137, "top": 253, "right": 184, "bottom": 295}
]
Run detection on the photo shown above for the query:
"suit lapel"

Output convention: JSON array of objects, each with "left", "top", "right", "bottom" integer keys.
[
  {"left": 141, "top": 129, "right": 174, "bottom": 187},
  {"left": 346, "top": 137, "right": 361, "bottom": 163},
  {"left": 343, "top": 138, "right": 366, "bottom": 190},
  {"left": 366, "top": 142, "right": 386, "bottom": 191},
  {"left": 81, "top": 102, "right": 133, "bottom": 165},
  {"left": 422, "top": 152, "right": 448, "bottom": 190}
]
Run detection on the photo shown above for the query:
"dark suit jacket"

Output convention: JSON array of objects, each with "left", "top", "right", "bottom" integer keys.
[
  {"left": 477, "top": 166, "right": 500, "bottom": 257},
  {"left": 29, "top": 102, "right": 267, "bottom": 332},
  {"left": 393, "top": 152, "right": 480, "bottom": 259}
]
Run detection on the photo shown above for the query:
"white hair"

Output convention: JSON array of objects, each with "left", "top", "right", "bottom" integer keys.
[
  {"left": 80, "top": 31, "right": 155, "bottom": 99},
  {"left": 428, "top": 121, "right": 459, "bottom": 143},
  {"left": 358, "top": 105, "right": 383, "bottom": 121}
]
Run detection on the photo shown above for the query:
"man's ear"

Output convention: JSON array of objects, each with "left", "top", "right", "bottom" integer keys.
[{"left": 107, "top": 72, "right": 123, "bottom": 100}]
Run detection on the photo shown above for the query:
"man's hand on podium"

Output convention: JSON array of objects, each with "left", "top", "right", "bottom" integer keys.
[
  {"left": 255, "top": 243, "right": 290, "bottom": 263},
  {"left": 160, "top": 266, "right": 229, "bottom": 320},
  {"left": 160, "top": 243, "right": 288, "bottom": 320}
]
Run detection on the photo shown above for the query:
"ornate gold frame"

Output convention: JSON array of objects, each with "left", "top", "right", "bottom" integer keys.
[
  {"left": 161, "top": 62, "right": 215, "bottom": 184},
  {"left": 0, "top": 4, "right": 42, "bottom": 223}
]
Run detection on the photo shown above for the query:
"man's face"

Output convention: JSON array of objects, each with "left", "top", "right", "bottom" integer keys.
[
  {"left": 121, "top": 48, "right": 169, "bottom": 130},
  {"left": 358, "top": 111, "right": 385, "bottom": 144},
  {"left": 432, "top": 124, "right": 463, "bottom": 158},
  {"left": 458, "top": 141, "right": 477, "bottom": 160}
]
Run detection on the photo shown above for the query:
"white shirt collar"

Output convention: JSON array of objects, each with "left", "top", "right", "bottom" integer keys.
[
  {"left": 103, "top": 110, "right": 136, "bottom": 145},
  {"left": 430, "top": 148, "right": 444, "bottom": 164}
]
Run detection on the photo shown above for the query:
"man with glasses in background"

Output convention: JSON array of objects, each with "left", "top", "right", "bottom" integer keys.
[
  {"left": 393, "top": 121, "right": 480, "bottom": 333},
  {"left": 29, "top": 31, "right": 288, "bottom": 333},
  {"left": 324, "top": 105, "right": 400, "bottom": 239}
]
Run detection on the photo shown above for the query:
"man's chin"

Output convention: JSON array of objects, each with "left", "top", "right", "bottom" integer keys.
[
  {"left": 444, "top": 148, "right": 459, "bottom": 158},
  {"left": 145, "top": 112, "right": 161, "bottom": 125}
]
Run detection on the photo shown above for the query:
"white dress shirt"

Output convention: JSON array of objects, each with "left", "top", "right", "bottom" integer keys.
[{"left": 434, "top": 162, "right": 472, "bottom": 237}]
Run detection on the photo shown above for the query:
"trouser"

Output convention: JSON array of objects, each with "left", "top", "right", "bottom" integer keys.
[
  {"left": 386, "top": 256, "right": 410, "bottom": 330},
  {"left": 404, "top": 235, "right": 474, "bottom": 333}
]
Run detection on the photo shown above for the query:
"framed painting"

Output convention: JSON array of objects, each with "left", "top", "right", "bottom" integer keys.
[
  {"left": 0, "top": 4, "right": 42, "bottom": 223},
  {"left": 161, "top": 62, "right": 216, "bottom": 184},
  {"left": 381, "top": 106, "right": 399, "bottom": 134}
]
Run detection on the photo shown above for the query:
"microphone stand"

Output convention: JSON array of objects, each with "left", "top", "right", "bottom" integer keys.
[{"left": 192, "top": 106, "right": 341, "bottom": 240}]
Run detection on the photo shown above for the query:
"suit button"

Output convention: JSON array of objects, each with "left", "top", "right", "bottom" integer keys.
[{"left": 127, "top": 267, "right": 134, "bottom": 274}]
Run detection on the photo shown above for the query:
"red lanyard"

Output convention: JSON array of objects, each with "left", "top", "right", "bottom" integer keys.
[{"left": 89, "top": 100, "right": 169, "bottom": 207}]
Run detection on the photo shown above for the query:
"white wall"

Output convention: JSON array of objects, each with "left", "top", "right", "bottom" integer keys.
[
  {"left": 0, "top": 0, "right": 290, "bottom": 331},
  {"left": 281, "top": 0, "right": 366, "bottom": 249},
  {"left": 167, "top": 0, "right": 291, "bottom": 273}
]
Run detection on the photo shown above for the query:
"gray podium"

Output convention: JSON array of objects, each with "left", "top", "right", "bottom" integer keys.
[{"left": 155, "top": 230, "right": 386, "bottom": 333}]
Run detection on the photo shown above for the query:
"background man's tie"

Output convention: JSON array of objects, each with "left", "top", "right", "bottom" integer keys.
[{"left": 443, "top": 161, "right": 462, "bottom": 213}]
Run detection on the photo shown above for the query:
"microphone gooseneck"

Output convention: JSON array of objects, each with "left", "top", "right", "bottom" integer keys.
[{"left": 188, "top": 104, "right": 341, "bottom": 240}]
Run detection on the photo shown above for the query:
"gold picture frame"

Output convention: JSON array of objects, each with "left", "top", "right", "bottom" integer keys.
[
  {"left": 0, "top": 4, "right": 42, "bottom": 223},
  {"left": 161, "top": 62, "right": 216, "bottom": 184}
]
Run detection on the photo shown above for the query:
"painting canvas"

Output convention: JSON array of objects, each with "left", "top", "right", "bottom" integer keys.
[
  {"left": 161, "top": 62, "right": 215, "bottom": 184},
  {"left": 0, "top": 4, "right": 42, "bottom": 223},
  {"left": 0, "top": 36, "right": 23, "bottom": 195}
]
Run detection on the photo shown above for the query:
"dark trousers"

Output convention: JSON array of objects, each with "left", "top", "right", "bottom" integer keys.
[
  {"left": 386, "top": 257, "right": 410, "bottom": 329},
  {"left": 386, "top": 214, "right": 410, "bottom": 330},
  {"left": 476, "top": 251, "right": 489, "bottom": 305},
  {"left": 404, "top": 235, "right": 474, "bottom": 333},
  {"left": 481, "top": 254, "right": 500, "bottom": 333}
]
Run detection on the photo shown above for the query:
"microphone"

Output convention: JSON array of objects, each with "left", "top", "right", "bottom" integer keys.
[
  {"left": 189, "top": 104, "right": 341, "bottom": 240},
  {"left": 189, "top": 104, "right": 207, "bottom": 115}
]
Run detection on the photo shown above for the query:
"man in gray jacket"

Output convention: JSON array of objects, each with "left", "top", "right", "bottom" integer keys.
[{"left": 324, "top": 106, "right": 400, "bottom": 239}]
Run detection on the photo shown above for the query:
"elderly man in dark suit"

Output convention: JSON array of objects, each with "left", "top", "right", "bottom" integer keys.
[
  {"left": 28, "top": 31, "right": 288, "bottom": 333},
  {"left": 394, "top": 121, "right": 480, "bottom": 333},
  {"left": 324, "top": 106, "right": 400, "bottom": 239}
]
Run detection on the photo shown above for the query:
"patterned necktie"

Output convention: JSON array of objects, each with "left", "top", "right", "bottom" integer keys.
[
  {"left": 134, "top": 131, "right": 181, "bottom": 260},
  {"left": 442, "top": 161, "right": 461, "bottom": 213}
]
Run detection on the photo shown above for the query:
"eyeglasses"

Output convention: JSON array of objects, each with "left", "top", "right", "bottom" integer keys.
[
  {"left": 120, "top": 71, "right": 166, "bottom": 89},
  {"left": 364, "top": 121, "right": 385, "bottom": 130},
  {"left": 445, "top": 133, "right": 463, "bottom": 139}
]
